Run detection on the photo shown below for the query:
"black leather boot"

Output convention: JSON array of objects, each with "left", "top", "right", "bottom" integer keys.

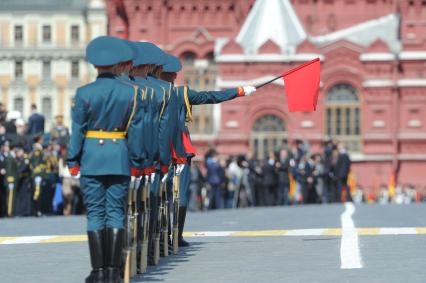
[
  {"left": 178, "top": 207, "right": 189, "bottom": 247},
  {"left": 105, "top": 228, "right": 124, "bottom": 283},
  {"left": 85, "top": 230, "right": 105, "bottom": 283}
]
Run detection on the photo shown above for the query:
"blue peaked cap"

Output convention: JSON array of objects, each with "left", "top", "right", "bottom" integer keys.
[
  {"left": 162, "top": 54, "right": 182, "bottom": 73},
  {"left": 86, "top": 36, "right": 134, "bottom": 66},
  {"left": 123, "top": 40, "right": 141, "bottom": 66},
  {"left": 136, "top": 42, "right": 166, "bottom": 66}
]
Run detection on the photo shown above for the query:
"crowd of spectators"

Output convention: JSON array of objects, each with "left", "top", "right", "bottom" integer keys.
[
  {"left": 184, "top": 140, "right": 352, "bottom": 210},
  {"left": 185, "top": 140, "right": 423, "bottom": 211},
  {"left": 0, "top": 103, "right": 84, "bottom": 218}
]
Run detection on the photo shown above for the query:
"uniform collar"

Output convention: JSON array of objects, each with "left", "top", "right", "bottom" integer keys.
[{"left": 97, "top": 73, "right": 116, "bottom": 79}]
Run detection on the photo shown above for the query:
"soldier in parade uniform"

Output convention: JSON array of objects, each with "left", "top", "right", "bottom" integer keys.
[
  {"left": 67, "top": 36, "right": 144, "bottom": 283},
  {"left": 14, "top": 147, "right": 32, "bottom": 216},
  {"left": 160, "top": 54, "right": 256, "bottom": 246},
  {"left": 142, "top": 43, "right": 183, "bottom": 261}
]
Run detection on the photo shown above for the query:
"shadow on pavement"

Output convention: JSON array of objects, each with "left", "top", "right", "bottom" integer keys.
[{"left": 131, "top": 242, "right": 204, "bottom": 282}]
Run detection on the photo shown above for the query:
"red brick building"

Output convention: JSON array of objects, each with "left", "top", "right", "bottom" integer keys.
[{"left": 106, "top": 0, "right": 426, "bottom": 192}]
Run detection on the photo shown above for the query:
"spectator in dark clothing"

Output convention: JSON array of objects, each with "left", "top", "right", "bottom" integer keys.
[
  {"left": 324, "top": 140, "right": 338, "bottom": 203},
  {"left": 5, "top": 110, "right": 20, "bottom": 135},
  {"left": 296, "top": 155, "right": 316, "bottom": 204},
  {"left": 276, "top": 149, "right": 290, "bottom": 205},
  {"left": 0, "top": 142, "right": 6, "bottom": 217},
  {"left": 262, "top": 151, "right": 278, "bottom": 206},
  {"left": 0, "top": 125, "right": 7, "bottom": 148},
  {"left": 206, "top": 151, "right": 225, "bottom": 209},
  {"left": 14, "top": 147, "right": 33, "bottom": 216},
  {"left": 27, "top": 104, "right": 45, "bottom": 137},
  {"left": 336, "top": 143, "right": 352, "bottom": 202},
  {"left": 10, "top": 119, "right": 31, "bottom": 152},
  {"left": 189, "top": 161, "right": 204, "bottom": 211},
  {"left": 247, "top": 154, "right": 264, "bottom": 206}
]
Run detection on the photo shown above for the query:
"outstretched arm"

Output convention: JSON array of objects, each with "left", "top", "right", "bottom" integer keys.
[{"left": 187, "top": 86, "right": 256, "bottom": 105}]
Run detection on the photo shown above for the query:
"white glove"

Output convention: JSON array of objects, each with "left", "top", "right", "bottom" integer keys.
[
  {"left": 150, "top": 172, "right": 156, "bottom": 183},
  {"left": 243, "top": 86, "right": 256, "bottom": 96},
  {"left": 175, "top": 164, "right": 185, "bottom": 176},
  {"left": 161, "top": 173, "right": 168, "bottom": 184}
]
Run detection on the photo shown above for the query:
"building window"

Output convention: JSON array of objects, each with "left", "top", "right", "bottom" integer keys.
[
  {"left": 42, "top": 60, "right": 51, "bottom": 78},
  {"left": 182, "top": 51, "right": 217, "bottom": 135},
  {"left": 14, "top": 97, "right": 24, "bottom": 115},
  {"left": 251, "top": 115, "right": 287, "bottom": 159},
  {"left": 41, "top": 96, "right": 52, "bottom": 122},
  {"left": 71, "top": 60, "right": 79, "bottom": 78},
  {"left": 326, "top": 83, "right": 361, "bottom": 152},
  {"left": 71, "top": 25, "right": 79, "bottom": 43},
  {"left": 14, "top": 25, "right": 23, "bottom": 44},
  {"left": 15, "top": 61, "right": 23, "bottom": 78},
  {"left": 42, "top": 25, "right": 51, "bottom": 43}
]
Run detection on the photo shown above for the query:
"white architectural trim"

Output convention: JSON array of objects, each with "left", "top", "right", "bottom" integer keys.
[
  {"left": 399, "top": 51, "right": 426, "bottom": 60},
  {"left": 311, "top": 14, "right": 397, "bottom": 44},
  {"left": 362, "top": 80, "right": 395, "bottom": 88},
  {"left": 360, "top": 53, "right": 395, "bottom": 61},
  {"left": 216, "top": 53, "right": 323, "bottom": 63},
  {"left": 235, "top": 0, "right": 306, "bottom": 55},
  {"left": 397, "top": 79, "right": 426, "bottom": 87},
  {"left": 363, "top": 79, "right": 426, "bottom": 88},
  {"left": 399, "top": 154, "right": 426, "bottom": 161}
]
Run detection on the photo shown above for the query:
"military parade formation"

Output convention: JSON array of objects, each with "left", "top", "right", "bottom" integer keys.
[{"left": 67, "top": 35, "right": 256, "bottom": 283}]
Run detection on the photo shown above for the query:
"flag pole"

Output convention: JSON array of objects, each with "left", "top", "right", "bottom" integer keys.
[
  {"left": 255, "top": 58, "right": 320, "bottom": 89},
  {"left": 255, "top": 75, "right": 283, "bottom": 89}
]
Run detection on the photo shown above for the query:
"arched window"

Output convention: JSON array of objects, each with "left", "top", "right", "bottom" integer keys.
[
  {"left": 326, "top": 83, "right": 361, "bottom": 152},
  {"left": 253, "top": 115, "right": 285, "bottom": 132},
  {"left": 251, "top": 115, "right": 287, "bottom": 159},
  {"left": 181, "top": 51, "right": 196, "bottom": 64}
]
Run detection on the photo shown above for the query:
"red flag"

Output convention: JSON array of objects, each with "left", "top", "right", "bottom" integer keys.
[{"left": 283, "top": 58, "right": 320, "bottom": 112}]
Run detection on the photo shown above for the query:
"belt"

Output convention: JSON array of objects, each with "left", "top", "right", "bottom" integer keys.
[{"left": 85, "top": 131, "right": 127, "bottom": 139}]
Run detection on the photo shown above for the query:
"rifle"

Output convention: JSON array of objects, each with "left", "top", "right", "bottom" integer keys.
[
  {"left": 138, "top": 175, "right": 150, "bottom": 273},
  {"left": 153, "top": 177, "right": 162, "bottom": 265},
  {"left": 123, "top": 177, "right": 139, "bottom": 283},
  {"left": 172, "top": 166, "right": 180, "bottom": 255},
  {"left": 161, "top": 177, "right": 169, "bottom": 257}
]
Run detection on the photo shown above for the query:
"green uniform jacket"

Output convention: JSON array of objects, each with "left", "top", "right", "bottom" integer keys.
[
  {"left": 67, "top": 73, "right": 144, "bottom": 176},
  {"left": 146, "top": 75, "right": 177, "bottom": 171}
]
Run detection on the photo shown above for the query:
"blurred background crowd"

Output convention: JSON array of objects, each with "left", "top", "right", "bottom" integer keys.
[
  {"left": 0, "top": 103, "right": 85, "bottom": 218},
  {"left": 187, "top": 140, "right": 424, "bottom": 212},
  {"left": 0, "top": 105, "right": 423, "bottom": 218}
]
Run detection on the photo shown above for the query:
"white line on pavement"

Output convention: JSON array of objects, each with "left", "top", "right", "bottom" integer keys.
[
  {"left": 380, "top": 227, "right": 417, "bottom": 235},
  {"left": 2, "top": 236, "right": 55, "bottom": 245},
  {"left": 340, "top": 202, "right": 363, "bottom": 269}
]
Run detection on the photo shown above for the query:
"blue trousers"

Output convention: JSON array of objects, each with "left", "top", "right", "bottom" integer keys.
[
  {"left": 80, "top": 175, "right": 129, "bottom": 231},
  {"left": 179, "top": 164, "right": 190, "bottom": 208}
]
